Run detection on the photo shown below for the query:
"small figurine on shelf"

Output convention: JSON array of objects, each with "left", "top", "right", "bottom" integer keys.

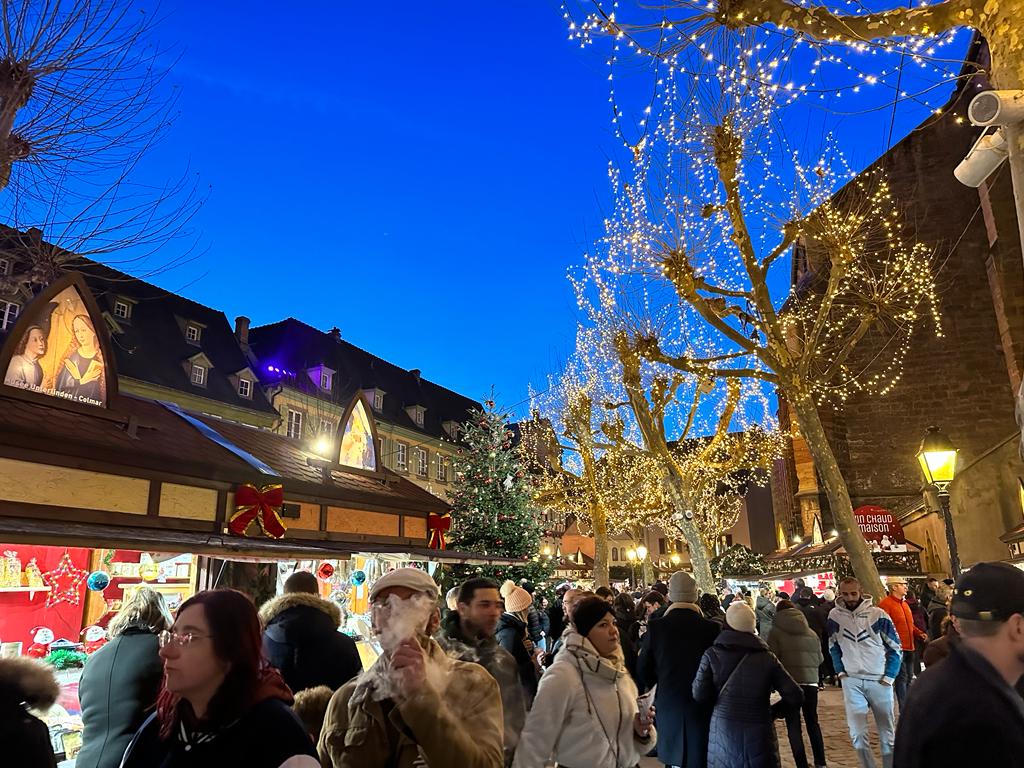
[
  {"left": 24, "top": 558, "right": 43, "bottom": 588},
  {"left": 81, "top": 625, "right": 107, "bottom": 654},
  {"left": 2, "top": 550, "right": 21, "bottom": 587},
  {"left": 26, "top": 626, "right": 54, "bottom": 659}
]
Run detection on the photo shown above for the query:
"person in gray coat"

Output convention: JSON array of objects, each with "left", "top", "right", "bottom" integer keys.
[
  {"left": 767, "top": 601, "right": 827, "bottom": 768},
  {"left": 694, "top": 601, "right": 803, "bottom": 768},
  {"left": 76, "top": 587, "right": 172, "bottom": 768},
  {"left": 755, "top": 588, "right": 777, "bottom": 638}
]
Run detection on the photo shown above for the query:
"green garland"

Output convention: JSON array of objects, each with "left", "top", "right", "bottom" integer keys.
[
  {"left": 45, "top": 648, "right": 88, "bottom": 670},
  {"left": 710, "top": 544, "right": 765, "bottom": 579}
]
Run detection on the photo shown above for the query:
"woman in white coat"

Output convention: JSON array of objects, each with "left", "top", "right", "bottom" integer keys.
[{"left": 513, "top": 596, "right": 656, "bottom": 768}]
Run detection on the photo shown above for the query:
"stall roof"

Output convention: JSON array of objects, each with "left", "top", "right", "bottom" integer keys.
[{"left": 0, "top": 392, "right": 446, "bottom": 515}]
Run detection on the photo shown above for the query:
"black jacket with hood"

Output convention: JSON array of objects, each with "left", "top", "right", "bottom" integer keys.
[
  {"left": 0, "top": 657, "right": 59, "bottom": 768},
  {"left": 259, "top": 591, "right": 361, "bottom": 694},
  {"left": 496, "top": 611, "right": 539, "bottom": 702}
]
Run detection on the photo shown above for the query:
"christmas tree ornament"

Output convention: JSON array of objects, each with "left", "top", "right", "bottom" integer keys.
[
  {"left": 317, "top": 561, "right": 335, "bottom": 580},
  {"left": 43, "top": 553, "right": 88, "bottom": 607},
  {"left": 138, "top": 553, "right": 160, "bottom": 582},
  {"left": 86, "top": 570, "right": 111, "bottom": 591},
  {"left": 350, "top": 570, "right": 366, "bottom": 587}
]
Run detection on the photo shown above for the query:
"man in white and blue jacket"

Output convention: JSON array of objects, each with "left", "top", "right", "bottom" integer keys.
[{"left": 827, "top": 576, "right": 902, "bottom": 768}]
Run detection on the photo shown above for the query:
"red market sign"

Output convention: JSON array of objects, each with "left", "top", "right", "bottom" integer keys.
[{"left": 854, "top": 505, "right": 907, "bottom": 553}]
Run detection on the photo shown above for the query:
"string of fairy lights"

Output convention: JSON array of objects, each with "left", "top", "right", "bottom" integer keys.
[{"left": 530, "top": 0, "right": 961, "bottom": 564}]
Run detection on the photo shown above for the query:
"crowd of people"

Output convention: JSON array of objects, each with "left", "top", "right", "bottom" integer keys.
[{"left": 4, "top": 561, "right": 1024, "bottom": 767}]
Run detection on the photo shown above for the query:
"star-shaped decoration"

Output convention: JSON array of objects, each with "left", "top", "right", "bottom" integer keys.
[{"left": 43, "top": 552, "right": 88, "bottom": 608}]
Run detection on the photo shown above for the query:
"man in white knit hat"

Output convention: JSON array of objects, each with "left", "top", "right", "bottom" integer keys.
[{"left": 637, "top": 571, "right": 720, "bottom": 768}]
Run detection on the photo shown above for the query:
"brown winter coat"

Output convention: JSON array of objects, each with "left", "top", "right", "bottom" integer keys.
[{"left": 318, "top": 637, "right": 504, "bottom": 768}]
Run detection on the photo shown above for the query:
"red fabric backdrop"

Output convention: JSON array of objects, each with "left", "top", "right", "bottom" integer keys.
[{"left": 0, "top": 544, "right": 89, "bottom": 649}]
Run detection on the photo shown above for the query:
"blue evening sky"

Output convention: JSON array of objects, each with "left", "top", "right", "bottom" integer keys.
[{"left": 125, "top": 3, "right": 968, "bottom": 416}]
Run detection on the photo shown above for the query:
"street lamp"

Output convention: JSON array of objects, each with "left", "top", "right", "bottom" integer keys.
[
  {"left": 636, "top": 544, "right": 648, "bottom": 560},
  {"left": 626, "top": 548, "right": 637, "bottom": 587},
  {"left": 917, "top": 425, "right": 961, "bottom": 578},
  {"left": 670, "top": 552, "right": 681, "bottom": 566}
]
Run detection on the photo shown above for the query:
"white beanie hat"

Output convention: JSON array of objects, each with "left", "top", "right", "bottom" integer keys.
[
  {"left": 668, "top": 570, "right": 698, "bottom": 603},
  {"left": 501, "top": 579, "right": 533, "bottom": 614},
  {"left": 823, "top": 588, "right": 836, "bottom": 602},
  {"left": 725, "top": 601, "right": 757, "bottom": 634}
]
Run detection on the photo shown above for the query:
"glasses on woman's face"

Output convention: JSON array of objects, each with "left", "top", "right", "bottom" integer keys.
[{"left": 159, "top": 630, "right": 213, "bottom": 649}]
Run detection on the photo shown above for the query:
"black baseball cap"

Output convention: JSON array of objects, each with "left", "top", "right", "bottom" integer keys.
[{"left": 950, "top": 562, "right": 1024, "bottom": 622}]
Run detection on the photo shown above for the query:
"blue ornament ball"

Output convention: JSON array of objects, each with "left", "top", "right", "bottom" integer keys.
[
  {"left": 87, "top": 571, "right": 111, "bottom": 592},
  {"left": 350, "top": 570, "right": 366, "bottom": 587}
]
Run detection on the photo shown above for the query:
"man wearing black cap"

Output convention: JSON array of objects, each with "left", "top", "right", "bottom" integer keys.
[{"left": 894, "top": 562, "right": 1024, "bottom": 768}]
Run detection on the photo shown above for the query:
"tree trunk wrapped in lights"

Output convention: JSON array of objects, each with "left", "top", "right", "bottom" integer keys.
[{"left": 562, "top": 33, "right": 941, "bottom": 597}]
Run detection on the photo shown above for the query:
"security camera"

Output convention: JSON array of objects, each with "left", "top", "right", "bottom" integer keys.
[
  {"left": 954, "top": 127, "right": 1008, "bottom": 188},
  {"left": 967, "top": 90, "right": 1024, "bottom": 127}
]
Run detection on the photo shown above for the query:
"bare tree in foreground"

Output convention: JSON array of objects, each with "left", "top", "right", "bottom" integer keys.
[{"left": 0, "top": 0, "right": 202, "bottom": 295}]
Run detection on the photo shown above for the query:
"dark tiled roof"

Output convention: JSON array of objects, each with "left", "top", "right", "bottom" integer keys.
[
  {"left": 0, "top": 392, "right": 446, "bottom": 514},
  {"left": 69, "top": 260, "right": 278, "bottom": 416},
  {"left": 248, "top": 318, "right": 481, "bottom": 438}
]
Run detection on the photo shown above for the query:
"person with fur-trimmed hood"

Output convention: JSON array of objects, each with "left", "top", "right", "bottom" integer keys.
[
  {"left": 260, "top": 570, "right": 361, "bottom": 694},
  {"left": 0, "top": 657, "right": 60, "bottom": 768}
]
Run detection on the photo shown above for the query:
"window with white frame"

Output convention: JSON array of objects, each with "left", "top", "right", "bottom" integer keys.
[
  {"left": 320, "top": 370, "right": 332, "bottom": 390},
  {"left": 0, "top": 300, "right": 19, "bottom": 331},
  {"left": 414, "top": 407, "right": 424, "bottom": 427},
  {"left": 286, "top": 409, "right": 303, "bottom": 439},
  {"left": 436, "top": 455, "right": 448, "bottom": 482},
  {"left": 373, "top": 390, "right": 383, "bottom": 411},
  {"left": 395, "top": 442, "right": 408, "bottom": 471},
  {"left": 319, "top": 418, "right": 333, "bottom": 435},
  {"left": 415, "top": 447, "right": 427, "bottom": 477},
  {"left": 238, "top": 378, "right": 252, "bottom": 398},
  {"left": 190, "top": 363, "right": 206, "bottom": 386},
  {"left": 113, "top": 300, "right": 131, "bottom": 320},
  {"left": 378, "top": 436, "right": 387, "bottom": 465},
  {"left": 186, "top": 324, "right": 202, "bottom": 343},
  {"left": 0, "top": 257, "right": 9, "bottom": 275}
]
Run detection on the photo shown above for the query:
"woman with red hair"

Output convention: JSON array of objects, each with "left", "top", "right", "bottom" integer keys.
[{"left": 120, "top": 589, "right": 318, "bottom": 768}]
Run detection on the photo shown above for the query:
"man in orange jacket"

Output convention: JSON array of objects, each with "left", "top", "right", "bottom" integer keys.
[{"left": 879, "top": 576, "right": 928, "bottom": 712}]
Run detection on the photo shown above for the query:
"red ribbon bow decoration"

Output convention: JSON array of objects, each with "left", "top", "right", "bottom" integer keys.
[
  {"left": 230, "top": 483, "right": 287, "bottom": 539},
  {"left": 427, "top": 512, "right": 451, "bottom": 550}
]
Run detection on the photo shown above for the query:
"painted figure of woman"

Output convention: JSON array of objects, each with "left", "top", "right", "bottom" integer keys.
[
  {"left": 55, "top": 314, "right": 105, "bottom": 404},
  {"left": 3, "top": 325, "right": 47, "bottom": 389}
]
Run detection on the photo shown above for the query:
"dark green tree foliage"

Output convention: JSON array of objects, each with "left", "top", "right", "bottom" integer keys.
[{"left": 446, "top": 401, "right": 555, "bottom": 589}]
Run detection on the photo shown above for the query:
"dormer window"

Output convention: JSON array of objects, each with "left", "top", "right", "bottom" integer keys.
[
  {"left": 112, "top": 297, "right": 136, "bottom": 322},
  {"left": 186, "top": 324, "right": 202, "bottom": 344},
  {"left": 307, "top": 364, "right": 335, "bottom": 392},
  {"left": 406, "top": 405, "right": 426, "bottom": 428},
  {"left": 190, "top": 363, "right": 206, "bottom": 386},
  {"left": 238, "top": 378, "right": 252, "bottom": 398},
  {"left": 373, "top": 390, "right": 383, "bottom": 410},
  {"left": 443, "top": 421, "right": 460, "bottom": 440},
  {"left": 0, "top": 257, "right": 9, "bottom": 276}
]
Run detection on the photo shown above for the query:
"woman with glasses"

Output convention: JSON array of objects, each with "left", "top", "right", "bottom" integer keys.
[
  {"left": 77, "top": 586, "right": 172, "bottom": 768},
  {"left": 120, "top": 589, "right": 319, "bottom": 768}
]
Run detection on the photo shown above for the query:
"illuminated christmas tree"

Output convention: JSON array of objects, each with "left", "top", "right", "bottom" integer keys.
[{"left": 447, "top": 400, "right": 555, "bottom": 587}]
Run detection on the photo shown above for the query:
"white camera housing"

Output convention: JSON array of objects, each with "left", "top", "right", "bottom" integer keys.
[
  {"left": 968, "top": 90, "right": 1024, "bottom": 127},
  {"left": 954, "top": 128, "right": 1008, "bottom": 188}
]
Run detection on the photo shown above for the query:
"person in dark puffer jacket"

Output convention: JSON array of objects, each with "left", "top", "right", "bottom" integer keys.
[
  {"left": 694, "top": 601, "right": 803, "bottom": 768},
  {"left": 496, "top": 581, "right": 540, "bottom": 703},
  {"left": 767, "top": 602, "right": 826, "bottom": 768},
  {"left": 259, "top": 571, "right": 361, "bottom": 694}
]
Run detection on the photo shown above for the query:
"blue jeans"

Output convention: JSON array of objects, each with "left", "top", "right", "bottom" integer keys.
[
  {"left": 893, "top": 650, "right": 913, "bottom": 711},
  {"left": 841, "top": 677, "right": 895, "bottom": 768}
]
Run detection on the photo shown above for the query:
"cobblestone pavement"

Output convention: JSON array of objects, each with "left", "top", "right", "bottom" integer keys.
[{"left": 641, "top": 687, "right": 885, "bottom": 768}]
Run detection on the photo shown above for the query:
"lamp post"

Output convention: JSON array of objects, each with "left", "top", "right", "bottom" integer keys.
[
  {"left": 917, "top": 425, "right": 962, "bottom": 579},
  {"left": 636, "top": 544, "right": 649, "bottom": 587},
  {"left": 626, "top": 548, "right": 637, "bottom": 588}
]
